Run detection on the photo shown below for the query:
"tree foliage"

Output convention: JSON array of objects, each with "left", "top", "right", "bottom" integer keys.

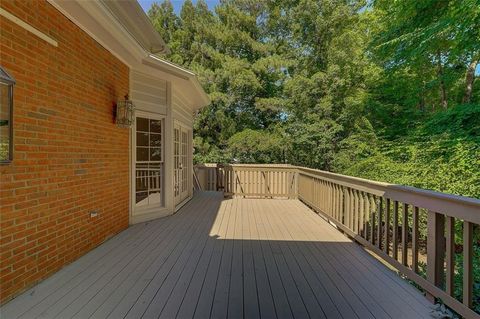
[{"left": 147, "top": 0, "right": 480, "bottom": 199}]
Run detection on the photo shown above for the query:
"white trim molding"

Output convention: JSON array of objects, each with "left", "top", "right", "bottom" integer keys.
[{"left": 0, "top": 8, "right": 58, "bottom": 47}]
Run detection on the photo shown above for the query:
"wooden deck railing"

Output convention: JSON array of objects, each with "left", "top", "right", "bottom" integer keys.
[
  {"left": 194, "top": 163, "right": 297, "bottom": 198},
  {"left": 194, "top": 163, "right": 480, "bottom": 318}
]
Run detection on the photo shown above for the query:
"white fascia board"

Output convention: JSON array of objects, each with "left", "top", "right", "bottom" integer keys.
[{"left": 48, "top": 0, "right": 145, "bottom": 67}]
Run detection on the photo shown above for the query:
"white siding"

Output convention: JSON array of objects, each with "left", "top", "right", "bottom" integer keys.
[
  {"left": 131, "top": 71, "right": 167, "bottom": 115},
  {"left": 172, "top": 88, "right": 193, "bottom": 127}
]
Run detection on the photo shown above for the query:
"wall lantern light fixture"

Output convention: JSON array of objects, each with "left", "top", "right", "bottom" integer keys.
[
  {"left": 115, "top": 93, "right": 135, "bottom": 128},
  {"left": 0, "top": 66, "right": 15, "bottom": 163}
]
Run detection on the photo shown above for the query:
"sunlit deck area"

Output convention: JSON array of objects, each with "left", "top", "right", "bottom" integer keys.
[{"left": 1, "top": 191, "right": 434, "bottom": 319}]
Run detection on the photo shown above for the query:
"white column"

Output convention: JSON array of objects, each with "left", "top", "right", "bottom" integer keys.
[{"left": 164, "top": 81, "right": 174, "bottom": 213}]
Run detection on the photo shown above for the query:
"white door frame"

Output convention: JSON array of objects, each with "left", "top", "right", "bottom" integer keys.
[
  {"left": 173, "top": 120, "right": 193, "bottom": 210},
  {"left": 130, "top": 110, "right": 170, "bottom": 223}
]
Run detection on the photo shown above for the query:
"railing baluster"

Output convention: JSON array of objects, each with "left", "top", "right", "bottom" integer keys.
[
  {"left": 445, "top": 216, "right": 455, "bottom": 296},
  {"left": 337, "top": 185, "right": 341, "bottom": 221},
  {"left": 412, "top": 206, "right": 419, "bottom": 273},
  {"left": 463, "top": 220, "right": 473, "bottom": 307},
  {"left": 340, "top": 186, "right": 345, "bottom": 224},
  {"left": 384, "top": 198, "right": 391, "bottom": 255},
  {"left": 351, "top": 190, "right": 355, "bottom": 233},
  {"left": 402, "top": 203, "right": 408, "bottom": 266},
  {"left": 330, "top": 183, "right": 334, "bottom": 217},
  {"left": 359, "top": 192, "right": 364, "bottom": 237},
  {"left": 333, "top": 184, "right": 337, "bottom": 220},
  {"left": 377, "top": 197, "right": 383, "bottom": 249},
  {"left": 352, "top": 189, "right": 356, "bottom": 230},
  {"left": 345, "top": 188, "right": 350, "bottom": 228},
  {"left": 371, "top": 195, "right": 376, "bottom": 245},
  {"left": 426, "top": 210, "right": 445, "bottom": 303},
  {"left": 364, "top": 194, "right": 370, "bottom": 241},
  {"left": 392, "top": 201, "right": 399, "bottom": 260}
]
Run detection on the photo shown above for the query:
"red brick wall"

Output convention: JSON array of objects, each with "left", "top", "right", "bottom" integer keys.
[{"left": 0, "top": 0, "right": 130, "bottom": 304}]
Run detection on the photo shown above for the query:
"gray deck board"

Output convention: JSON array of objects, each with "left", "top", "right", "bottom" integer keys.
[{"left": 1, "top": 192, "right": 433, "bottom": 319}]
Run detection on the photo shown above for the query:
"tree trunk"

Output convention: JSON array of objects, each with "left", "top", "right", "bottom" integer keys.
[
  {"left": 437, "top": 51, "right": 448, "bottom": 109},
  {"left": 462, "top": 58, "right": 478, "bottom": 104},
  {"left": 418, "top": 80, "right": 426, "bottom": 111}
]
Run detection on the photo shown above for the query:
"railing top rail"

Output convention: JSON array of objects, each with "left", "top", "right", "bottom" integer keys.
[
  {"left": 297, "top": 166, "right": 480, "bottom": 224},
  {"left": 297, "top": 166, "right": 480, "bottom": 204},
  {"left": 194, "top": 163, "right": 294, "bottom": 168},
  {"left": 194, "top": 163, "right": 220, "bottom": 168}
]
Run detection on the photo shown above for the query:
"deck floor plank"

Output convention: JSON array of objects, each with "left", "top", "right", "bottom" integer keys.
[
  {"left": 246, "top": 199, "right": 276, "bottom": 319},
  {"left": 59, "top": 196, "right": 211, "bottom": 319},
  {"left": 1, "top": 192, "right": 433, "bottom": 319},
  {"left": 227, "top": 198, "right": 245, "bottom": 319},
  {"left": 289, "top": 200, "right": 433, "bottom": 317},
  {"left": 257, "top": 199, "right": 311, "bottom": 319},
  {"left": 90, "top": 200, "right": 204, "bottom": 318},
  {"left": 281, "top": 200, "right": 393, "bottom": 319},
  {"left": 191, "top": 200, "right": 232, "bottom": 319},
  {"left": 271, "top": 200, "right": 345, "bottom": 319},
  {"left": 250, "top": 198, "right": 294, "bottom": 319}
]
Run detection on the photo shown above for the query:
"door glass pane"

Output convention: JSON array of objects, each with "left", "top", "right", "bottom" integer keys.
[{"left": 135, "top": 116, "right": 164, "bottom": 208}]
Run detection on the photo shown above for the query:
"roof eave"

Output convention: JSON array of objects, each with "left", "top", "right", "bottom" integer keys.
[{"left": 100, "top": 0, "right": 169, "bottom": 55}]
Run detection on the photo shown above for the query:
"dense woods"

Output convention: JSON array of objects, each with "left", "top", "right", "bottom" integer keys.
[{"left": 147, "top": 0, "right": 479, "bottom": 200}]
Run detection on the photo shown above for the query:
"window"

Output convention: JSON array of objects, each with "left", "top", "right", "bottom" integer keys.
[
  {"left": 0, "top": 66, "right": 14, "bottom": 163},
  {"left": 135, "top": 116, "right": 164, "bottom": 207}
]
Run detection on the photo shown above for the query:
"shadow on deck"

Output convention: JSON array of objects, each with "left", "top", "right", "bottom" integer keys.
[{"left": 1, "top": 191, "right": 433, "bottom": 319}]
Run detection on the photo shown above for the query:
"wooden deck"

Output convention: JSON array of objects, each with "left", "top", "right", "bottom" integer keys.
[{"left": 1, "top": 191, "right": 433, "bottom": 319}]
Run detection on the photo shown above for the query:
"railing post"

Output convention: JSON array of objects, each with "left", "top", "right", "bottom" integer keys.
[{"left": 426, "top": 210, "right": 445, "bottom": 303}]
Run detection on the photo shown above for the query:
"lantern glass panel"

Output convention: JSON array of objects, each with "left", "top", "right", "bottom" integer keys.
[
  {"left": 116, "top": 98, "right": 134, "bottom": 127},
  {"left": 0, "top": 82, "right": 12, "bottom": 162}
]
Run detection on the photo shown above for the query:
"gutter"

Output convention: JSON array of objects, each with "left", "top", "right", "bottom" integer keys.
[{"left": 100, "top": 0, "right": 169, "bottom": 55}]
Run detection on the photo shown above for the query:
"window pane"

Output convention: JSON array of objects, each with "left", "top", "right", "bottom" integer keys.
[
  {"left": 149, "top": 174, "right": 161, "bottom": 190},
  {"left": 136, "top": 178, "right": 148, "bottom": 192},
  {"left": 136, "top": 132, "right": 148, "bottom": 146},
  {"left": 148, "top": 191, "right": 161, "bottom": 205},
  {"left": 150, "top": 133, "right": 161, "bottom": 147},
  {"left": 150, "top": 119, "right": 162, "bottom": 133},
  {"left": 136, "top": 192, "right": 148, "bottom": 205},
  {"left": 136, "top": 117, "right": 149, "bottom": 132},
  {"left": 136, "top": 147, "right": 149, "bottom": 161},
  {"left": 150, "top": 147, "right": 162, "bottom": 161},
  {"left": 0, "top": 84, "right": 10, "bottom": 161}
]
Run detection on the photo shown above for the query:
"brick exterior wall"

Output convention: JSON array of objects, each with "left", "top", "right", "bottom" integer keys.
[{"left": 0, "top": 0, "right": 130, "bottom": 304}]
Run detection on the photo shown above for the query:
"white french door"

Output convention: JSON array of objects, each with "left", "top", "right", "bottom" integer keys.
[
  {"left": 174, "top": 122, "right": 191, "bottom": 206},
  {"left": 134, "top": 113, "right": 164, "bottom": 212}
]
